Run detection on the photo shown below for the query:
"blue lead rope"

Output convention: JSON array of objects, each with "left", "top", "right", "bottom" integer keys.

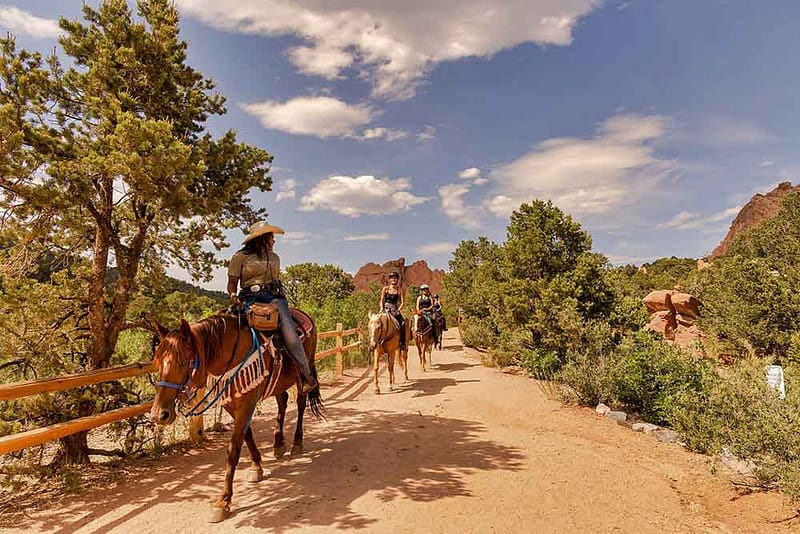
[{"left": 182, "top": 327, "right": 261, "bottom": 417}]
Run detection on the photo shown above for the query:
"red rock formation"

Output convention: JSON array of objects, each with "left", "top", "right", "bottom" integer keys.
[
  {"left": 352, "top": 257, "right": 444, "bottom": 295},
  {"left": 710, "top": 181, "right": 800, "bottom": 260},
  {"left": 643, "top": 290, "right": 703, "bottom": 354}
]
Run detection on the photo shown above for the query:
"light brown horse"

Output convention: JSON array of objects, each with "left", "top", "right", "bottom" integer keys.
[
  {"left": 150, "top": 311, "right": 321, "bottom": 523},
  {"left": 368, "top": 311, "right": 408, "bottom": 393},
  {"left": 413, "top": 310, "right": 436, "bottom": 371}
]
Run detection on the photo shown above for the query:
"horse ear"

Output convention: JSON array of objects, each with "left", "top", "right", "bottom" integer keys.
[{"left": 152, "top": 319, "right": 170, "bottom": 339}]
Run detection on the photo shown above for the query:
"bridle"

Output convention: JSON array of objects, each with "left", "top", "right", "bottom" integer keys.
[{"left": 156, "top": 350, "right": 201, "bottom": 402}]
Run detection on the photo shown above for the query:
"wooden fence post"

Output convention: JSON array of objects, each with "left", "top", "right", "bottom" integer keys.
[{"left": 335, "top": 322, "right": 344, "bottom": 380}]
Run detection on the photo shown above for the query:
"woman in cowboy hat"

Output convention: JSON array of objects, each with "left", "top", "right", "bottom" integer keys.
[
  {"left": 227, "top": 221, "right": 318, "bottom": 393},
  {"left": 379, "top": 271, "right": 406, "bottom": 349}
]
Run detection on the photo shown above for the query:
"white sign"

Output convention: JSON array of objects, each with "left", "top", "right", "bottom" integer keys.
[{"left": 766, "top": 364, "right": 786, "bottom": 400}]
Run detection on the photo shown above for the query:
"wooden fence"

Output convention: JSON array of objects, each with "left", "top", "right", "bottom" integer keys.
[{"left": 0, "top": 323, "right": 362, "bottom": 456}]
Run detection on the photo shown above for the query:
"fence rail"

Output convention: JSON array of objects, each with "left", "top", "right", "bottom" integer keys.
[{"left": 0, "top": 322, "right": 361, "bottom": 456}]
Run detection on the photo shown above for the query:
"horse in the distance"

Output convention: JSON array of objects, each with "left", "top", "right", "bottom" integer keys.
[
  {"left": 150, "top": 309, "right": 321, "bottom": 523},
  {"left": 368, "top": 311, "right": 408, "bottom": 393},
  {"left": 413, "top": 310, "right": 436, "bottom": 371}
]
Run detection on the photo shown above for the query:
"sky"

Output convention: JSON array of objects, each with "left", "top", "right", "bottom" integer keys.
[{"left": 4, "top": 1, "right": 800, "bottom": 289}]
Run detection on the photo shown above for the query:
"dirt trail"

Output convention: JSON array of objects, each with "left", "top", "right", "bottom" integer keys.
[{"left": 9, "top": 329, "right": 798, "bottom": 533}]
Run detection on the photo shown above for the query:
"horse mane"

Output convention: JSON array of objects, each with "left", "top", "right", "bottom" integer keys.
[{"left": 190, "top": 313, "right": 235, "bottom": 364}]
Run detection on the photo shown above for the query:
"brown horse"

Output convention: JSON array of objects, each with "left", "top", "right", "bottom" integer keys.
[
  {"left": 368, "top": 311, "right": 408, "bottom": 393},
  {"left": 413, "top": 310, "right": 436, "bottom": 371},
  {"left": 150, "top": 311, "right": 321, "bottom": 523}
]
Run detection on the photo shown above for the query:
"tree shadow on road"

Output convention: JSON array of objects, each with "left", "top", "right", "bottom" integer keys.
[{"left": 21, "top": 406, "right": 524, "bottom": 533}]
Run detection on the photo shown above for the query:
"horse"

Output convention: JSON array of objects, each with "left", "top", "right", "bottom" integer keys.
[
  {"left": 368, "top": 311, "right": 407, "bottom": 393},
  {"left": 150, "top": 310, "right": 321, "bottom": 523},
  {"left": 413, "top": 310, "right": 436, "bottom": 371},
  {"left": 432, "top": 310, "right": 446, "bottom": 350}
]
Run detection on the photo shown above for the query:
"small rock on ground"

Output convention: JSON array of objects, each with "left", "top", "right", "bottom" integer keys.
[{"left": 595, "top": 403, "right": 611, "bottom": 415}]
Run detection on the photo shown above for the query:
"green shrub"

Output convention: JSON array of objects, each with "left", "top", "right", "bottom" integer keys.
[
  {"left": 670, "top": 360, "right": 800, "bottom": 497},
  {"left": 612, "top": 331, "right": 706, "bottom": 425},
  {"left": 558, "top": 350, "right": 615, "bottom": 406},
  {"left": 459, "top": 316, "right": 497, "bottom": 351}
]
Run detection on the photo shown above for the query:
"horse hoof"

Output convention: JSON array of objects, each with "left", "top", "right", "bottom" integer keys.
[
  {"left": 291, "top": 443, "right": 304, "bottom": 456},
  {"left": 274, "top": 445, "right": 286, "bottom": 459},
  {"left": 247, "top": 468, "right": 264, "bottom": 483},
  {"left": 208, "top": 505, "right": 230, "bottom": 523},
  {"left": 374, "top": 388, "right": 381, "bottom": 395}
]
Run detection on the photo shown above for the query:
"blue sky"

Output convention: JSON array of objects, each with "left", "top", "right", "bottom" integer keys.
[{"left": 5, "top": 1, "right": 800, "bottom": 288}]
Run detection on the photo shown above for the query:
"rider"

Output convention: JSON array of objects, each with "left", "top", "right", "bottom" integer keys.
[
  {"left": 416, "top": 284, "right": 437, "bottom": 342},
  {"left": 432, "top": 293, "right": 448, "bottom": 335},
  {"left": 379, "top": 271, "right": 406, "bottom": 349},
  {"left": 227, "top": 221, "right": 318, "bottom": 394}
]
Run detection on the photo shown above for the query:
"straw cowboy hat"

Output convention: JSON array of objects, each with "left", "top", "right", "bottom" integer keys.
[{"left": 242, "top": 221, "right": 285, "bottom": 243}]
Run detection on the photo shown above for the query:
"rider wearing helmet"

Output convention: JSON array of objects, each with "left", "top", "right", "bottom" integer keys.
[
  {"left": 379, "top": 271, "right": 406, "bottom": 349},
  {"left": 416, "top": 284, "right": 437, "bottom": 341}
]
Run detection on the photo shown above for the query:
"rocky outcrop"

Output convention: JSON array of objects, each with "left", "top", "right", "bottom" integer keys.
[
  {"left": 710, "top": 181, "right": 800, "bottom": 260},
  {"left": 353, "top": 257, "right": 444, "bottom": 295},
  {"left": 643, "top": 290, "right": 703, "bottom": 354}
]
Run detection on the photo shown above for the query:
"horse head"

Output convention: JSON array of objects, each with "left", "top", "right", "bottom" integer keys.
[
  {"left": 368, "top": 312, "right": 383, "bottom": 351},
  {"left": 150, "top": 318, "right": 207, "bottom": 425}
]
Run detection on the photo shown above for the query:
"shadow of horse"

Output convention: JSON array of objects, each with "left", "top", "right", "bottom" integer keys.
[
  {"left": 434, "top": 362, "right": 478, "bottom": 373},
  {"left": 21, "top": 406, "right": 524, "bottom": 533}
]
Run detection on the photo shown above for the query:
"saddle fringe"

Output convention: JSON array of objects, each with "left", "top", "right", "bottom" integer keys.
[{"left": 203, "top": 342, "right": 280, "bottom": 408}]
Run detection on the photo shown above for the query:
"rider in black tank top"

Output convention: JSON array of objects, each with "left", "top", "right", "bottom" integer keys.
[{"left": 379, "top": 272, "right": 406, "bottom": 348}]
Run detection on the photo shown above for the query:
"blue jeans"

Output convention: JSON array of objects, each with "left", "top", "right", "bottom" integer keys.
[{"left": 240, "top": 290, "right": 313, "bottom": 382}]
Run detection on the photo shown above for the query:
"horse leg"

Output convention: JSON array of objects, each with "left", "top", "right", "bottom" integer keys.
[
  {"left": 402, "top": 348, "right": 409, "bottom": 381},
  {"left": 244, "top": 426, "right": 265, "bottom": 483},
  {"left": 418, "top": 337, "right": 426, "bottom": 372},
  {"left": 387, "top": 349, "right": 395, "bottom": 391},
  {"left": 273, "top": 390, "right": 288, "bottom": 459},
  {"left": 292, "top": 390, "right": 306, "bottom": 456},
  {"left": 210, "top": 402, "right": 251, "bottom": 523},
  {"left": 373, "top": 348, "right": 381, "bottom": 394}
]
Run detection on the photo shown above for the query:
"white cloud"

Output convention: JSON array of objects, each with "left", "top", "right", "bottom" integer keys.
[
  {"left": 281, "top": 231, "right": 311, "bottom": 243},
  {"left": 438, "top": 183, "right": 482, "bottom": 229},
  {"left": 175, "top": 0, "right": 601, "bottom": 100},
  {"left": 457, "top": 166, "right": 488, "bottom": 185},
  {"left": 487, "top": 113, "right": 675, "bottom": 217},
  {"left": 418, "top": 242, "right": 458, "bottom": 255},
  {"left": 657, "top": 206, "right": 741, "bottom": 231},
  {"left": 0, "top": 6, "right": 59, "bottom": 38},
  {"left": 759, "top": 160, "right": 775, "bottom": 168},
  {"left": 458, "top": 167, "right": 481, "bottom": 180},
  {"left": 417, "top": 125, "right": 436, "bottom": 141},
  {"left": 360, "top": 127, "right": 408, "bottom": 141},
  {"left": 241, "top": 96, "right": 373, "bottom": 138},
  {"left": 343, "top": 232, "right": 391, "bottom": 241},
  {"left": 299, "top": 175, "right": 430, "bottom": 216},
  {"left": 276, "top": 178, "right": 296, "bottom": 202}
]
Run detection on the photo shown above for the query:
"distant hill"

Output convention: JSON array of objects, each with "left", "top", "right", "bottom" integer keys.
[
  {"left": 710, "top": 181, "right": 800, "bottom": 260},
  {"left": 353, "top": 257, "right": 444, "bottom": 295}
]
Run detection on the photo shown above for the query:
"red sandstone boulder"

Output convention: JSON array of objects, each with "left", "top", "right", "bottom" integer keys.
[
  {"left": 671, "top": 293, "right": 701, "bottom": 319},
  {"left": 643, "top": 290, "right": 676, "bottom": 314},
  {"left": 645, "top": 310, "right": 677, "bottom": 340}
]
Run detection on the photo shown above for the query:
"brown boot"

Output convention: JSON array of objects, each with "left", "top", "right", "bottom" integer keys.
[{"left": 300, "top": 376, "right": 318, "bottom": 394}]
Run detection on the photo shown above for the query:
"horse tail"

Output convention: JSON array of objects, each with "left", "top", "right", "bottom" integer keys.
[
  {"left": 305, "top": 319, "right": 325, "bottom": 419},
  {"left": 307, "top": 362, "right": 324, "bottom": 419}
]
